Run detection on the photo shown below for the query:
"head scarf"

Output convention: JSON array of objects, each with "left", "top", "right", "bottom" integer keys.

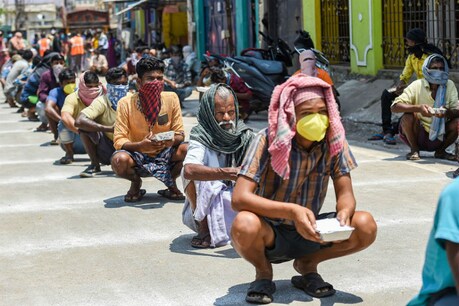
[
  {"left": 299, "top": 49, "right": 317, "bottom": 77},
  {"left": 190, "top": 84, "right": 254, "bottom": 165},
  {"left": 422, "top": 54, "right": 449, "bottom": 141},
  {"left": 268, "top": 74, "right": 344, "bottom": 179},
  {"left": 106, "top": 83, "right": 129, "bottom": 111},
  {"left": 77, "top": 72, "right": 106, "bottom": 107},
  {"left": 406, "top": 28, "right": 427, "bottom": 44},
  {"left": 138, "top": 80, "right": 164, "bottom": 126}
]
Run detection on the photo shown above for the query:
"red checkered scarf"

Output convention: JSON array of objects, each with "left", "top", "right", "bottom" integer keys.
[
  {"left": 77, "top": 72, "right": 106, "bottom": 107},
  {"left": 268, "top": 74, "right": 345, "bottom": 179},
  {"left": 138, "top": 80, "right": 164, "bottom": 126}
]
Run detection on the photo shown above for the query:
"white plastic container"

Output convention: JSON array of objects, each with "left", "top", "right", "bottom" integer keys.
[
  {"left": 315, "top": 218, "right": 355, "bottom": 242},
  {"left": 153, "top": 131, "right": 175, "bottom": 141}
]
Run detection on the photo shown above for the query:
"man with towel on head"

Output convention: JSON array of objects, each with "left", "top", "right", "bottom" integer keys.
[
  {"left": 231, "top": 74, "right": 377, "bottom": 304},
  {"left": 181, "top": 83, "right": 254, "bottom": 248}
]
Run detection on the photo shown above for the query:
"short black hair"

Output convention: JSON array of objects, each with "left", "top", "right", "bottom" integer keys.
[
  {"left": 136, "top": 57, "right": 165, "bottom": 78},
  {"left": 22, "top": 49, "right": 33, "bottom": 61},
  {"left": 429, "top": 55, "right": 445, "bottom": 67},
  {"left": 32, "top": 55, "right": 42, "bottom": 66},
  {"left": 210, "top": 67, "right": 226, "bottom": 84},
  {"left": 106, "top": 67, "right": 128, "bottom": 84},
  {"left": 58, "top": 68, "right": 76, "bottom": 83},
  {"left": 83, "top": 71, "right": 99, "bottom": 84}
]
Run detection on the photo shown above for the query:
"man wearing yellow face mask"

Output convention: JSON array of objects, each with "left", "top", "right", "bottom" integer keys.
[
  {"left": 231, "top": 75, "right": 377, "bottom": 304},
  {"left": 44, "top": 69, "right": 76, "bottom": 145}
]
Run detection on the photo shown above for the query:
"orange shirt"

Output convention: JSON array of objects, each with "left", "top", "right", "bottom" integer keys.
[
  {"left": 70, "top": 36, "right": 84, "bottom": 56},
  {"left": 38, "top": 38, "right": 51, "bottom": 57},
  {"left": 114, "top": 92, "right": 184, "bottom": 157},
  {"left": 293, "top": 68, "right": 334, "bottom": 86}
]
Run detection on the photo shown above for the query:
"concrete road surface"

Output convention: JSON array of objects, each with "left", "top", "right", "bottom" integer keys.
[{"left": 0, "top": 94, "right": 458, "bottom": 306}]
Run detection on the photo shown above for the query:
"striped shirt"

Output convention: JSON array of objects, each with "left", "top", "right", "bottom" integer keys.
[{"left": 239, "top": 128, "right": 357, "bottom": 224}]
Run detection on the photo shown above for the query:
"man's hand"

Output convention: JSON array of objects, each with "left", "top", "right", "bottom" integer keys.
[
  {"left": 226, "top": 166, "right": 241, "bottom": 181},
  {"left": 337, "top": 209, "right": 353, "bottom": 226},
  {"left": 419, "top": 104, "right": 433, "bottom": 117},
  {"left": 138, "top": 133, "right": 166, "bottom": 152},
  {"left": 291, "top": 206, "right": 322, "bottom": 242}
]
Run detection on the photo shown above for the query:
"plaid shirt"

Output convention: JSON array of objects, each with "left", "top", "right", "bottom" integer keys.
[
  {"left": 164, "top": 59, "right": 192, "bottom": 86},
  {"left": 239, "top": 128, "right": 357, "bottom": 224}
]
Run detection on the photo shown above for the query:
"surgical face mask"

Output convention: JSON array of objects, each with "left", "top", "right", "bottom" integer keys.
[
  {"left": 218, "top": 120, "right": 236, "bottom": 133},
  {"left": 106, "top": 83, "right": 129, "bottom": 110},
  {"left": 52, "top": 64, "right": 64, "bottom": 80},
  {"left": 296, "top": 113, "right": 329, "bottom": 142},
  {"left": 63, "top": 83, "right": 76, "bottom": 95}
]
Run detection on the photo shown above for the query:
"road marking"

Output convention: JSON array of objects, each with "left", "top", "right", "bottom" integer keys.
[{"left": 0, "top": 158, "right": 57, "bottom": 166}]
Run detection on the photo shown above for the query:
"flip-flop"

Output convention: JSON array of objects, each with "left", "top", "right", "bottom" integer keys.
[
  {"left": 291, "top": 272, "right": 336, "bottom": 298},
  {"left": 434, "top": 151, "right": 457, "bottom": 161},
  {"left": 190, "top": 233, "right": 211, "bottom": 249},
  {"left": 368, "top": 133, "right": 384, "bottom": 141},
  {"left": 246, "top": 279, "right": 276, "bottom": 304},
  {"left": 453, "top": 168, "right": 459, "bottom": 178},
  {"left": 406, "top": 152, "right": 420, "bottom": 161},
  {"left": 383, "top": 134, "right": 396, "bottom": 145},
  {"left": 124, "top": 189, "right": 147, "bottom": 203},
  {"left": 157, "top": 189, "right": 185, "bottom": 201},
  {"left": 59, "top": 156, "right": 74, "bottom": 164}
]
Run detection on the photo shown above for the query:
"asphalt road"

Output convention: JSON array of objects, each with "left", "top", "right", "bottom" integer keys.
[{"left": 1, "top": 92, "right": 458, "bottom": 306}]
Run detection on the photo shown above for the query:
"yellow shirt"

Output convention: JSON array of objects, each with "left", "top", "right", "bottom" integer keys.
[
  {"left": 61, "top": 92, "right": 86, "bottom": 120},
  {"left": 399, "top": 53, "right": 429, "bottom": 84},
  {"left": 392, "top": 79, "right": 458, "bottom": 132},
  {"left": 80, "top": 95, "right": 117, "bottom": 140},
  {"left": 114, "top": 92, "right": 184, "bottom": 157}
]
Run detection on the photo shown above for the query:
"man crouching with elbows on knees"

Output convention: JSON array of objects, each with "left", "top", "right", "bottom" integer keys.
[{"left": 231, "top": 74, "right": 377, "bottom": 304}]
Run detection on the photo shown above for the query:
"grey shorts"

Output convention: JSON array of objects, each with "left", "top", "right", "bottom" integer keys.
[
  {"left": 80, "top": 131, "right": 115, "bottom": 165},
  {"left": 265, "top": 212, "right": 336, "bottom": 264}
]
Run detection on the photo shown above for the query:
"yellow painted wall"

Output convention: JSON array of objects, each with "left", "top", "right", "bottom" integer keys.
[{"left": 162, "top": 12, "right": 188, "bottom": 47}]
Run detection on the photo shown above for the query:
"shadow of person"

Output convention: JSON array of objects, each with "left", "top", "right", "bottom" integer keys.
[
  {"left": 169, "top": 234, "right": 240, "bottom": 259},
  {"left": 215, "top": 279, "right": 362, "bottom": 305},
  {"left": 103, "top": 193, "right": 167, "bottom": 209}
]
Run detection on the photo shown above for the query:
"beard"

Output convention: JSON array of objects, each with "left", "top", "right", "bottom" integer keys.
[{"left": 218, "top": 120, "right": 236, "bottom": 133}]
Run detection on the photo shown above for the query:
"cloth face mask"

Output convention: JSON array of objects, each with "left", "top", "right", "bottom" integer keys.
[{"left": 296, "top": 113, "right": 329, "bottom": 142}]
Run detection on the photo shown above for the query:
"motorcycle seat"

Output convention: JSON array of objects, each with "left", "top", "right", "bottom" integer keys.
[{"left": 234, "top": 56, "right": 285, "bottom": 75}]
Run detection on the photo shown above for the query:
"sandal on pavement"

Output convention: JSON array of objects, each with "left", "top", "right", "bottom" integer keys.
[
  {"left": 190, "top": 232, "right": 211, "bottom": 249},
  {"left": 434, "top": 151, "right": 457, "bottom": 161},
  {"left": 124, "top": 189, "right": 147, "bottom": 203},
  {"left": 157, "top": 189, "right": 185, "bottom": 201},
  {"left": 291, "top": 272, "right": 336, "bottom": 298},
  {"left": 59, "top": 156, "right": 74, "bottom": 164},
  {"left": 383, "top": 134, "right": 396, "bottom": 145},
  {"left": 406, "top": 152, "right": 420, "bottom": 161},
  {"left": 34, "top": 123, "right": 48, "bottom": 132},
  {"left": 50, "top": 139, "right": 59, "bottom": 146},
  {"left": 368, "top": 133, "right": 384, "bottom": 141},
  {"left": 453, "top": 168, "right": 459, "bottom": 178},
  {"left": 246, "top": 279, "right": 276, "bottom": 304}
]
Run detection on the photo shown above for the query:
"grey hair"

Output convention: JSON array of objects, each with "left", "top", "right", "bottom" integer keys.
[{"left": 215, "top": 85, "right": 232, "bottom": 101}]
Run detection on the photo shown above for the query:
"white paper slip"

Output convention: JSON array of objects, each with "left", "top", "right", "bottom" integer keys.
[
  {"left": 196, "top": 86, "right": 211, "bottom": 93},
  {"left": 153, "top": 131, "right": 175, "bottom": 141},
  {"left": 315, "top": 218, "right": 354, "bottom": 242}
]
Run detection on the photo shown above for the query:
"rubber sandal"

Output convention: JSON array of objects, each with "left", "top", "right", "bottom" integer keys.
[
  {"left": 383, "top": 134, "right": 396, "bottom": 145},
  {"left": 59, "top": 156, "right": 74, "bottom": 164},
  {"left": 291, "top": 272, "right": 336, "bottom": 298},
  {"left": 434, "top": 151, "right": 457, "bottom": 161},
  {"left": 406, "top": 152, "right": 420, "bottom": 161},
  {"left": 157, "top": 189, "right": 185, "bottom": 201},
  {"left": 453, "top": 168, "right": 459, "bottom": 178},
  {"left": 368, "top": 133, "right": 384, "bottom": 141},
  {"left": 246, "top": 279, "right": 276, "bottom": 304},
  {"left": 190, "top": 233, "right": 211, "bottom": 249},
  {"left": 124, "top": 189, "right": 147, "bottom": 203}
]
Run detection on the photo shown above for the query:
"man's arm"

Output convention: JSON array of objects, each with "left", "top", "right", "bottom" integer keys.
[
  {"left": 445, "top": 241, "right": 459, "bottom": 293},
  {"left": 184, "top": 164, "right": 239, "bottom": 181},
  {"left": 232, "top": 175, "right": 321, "bottom": 242},
  {"left": 75, "top": 113, "right": 113, "bottom": 133},
  {"left": 61, "top": 111, "right": 79, "bottom": 133},
  {"left": 45, "top": 100, "right": 61, "bottom": 122},
  {"left": 333, "top": 174, "right": 356, "bottom": 226}
]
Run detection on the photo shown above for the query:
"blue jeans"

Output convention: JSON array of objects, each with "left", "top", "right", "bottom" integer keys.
[{"left": 57, "top": 121, "right": 86, "bottom": 154}]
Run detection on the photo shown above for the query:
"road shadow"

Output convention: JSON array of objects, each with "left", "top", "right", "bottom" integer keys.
[
  {"left": 215, "top": 279, "right": 363, "bottom": 305},
  {"left": 169, "top": 234, "right": 240, "bottom": 259},
  {"left": 103, "top": 192, "right": 167, "bottom": 209},
  {"left": 67, "top": 171, "right": 117, "bottom": 180}
]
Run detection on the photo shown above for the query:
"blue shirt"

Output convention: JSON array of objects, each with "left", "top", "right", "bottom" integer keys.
[
  {"left": 407, "top": 178, "right": 459, "bottom": 305},
  {"left": 47, "top": 87, "right": 66, "bottom": 110}
]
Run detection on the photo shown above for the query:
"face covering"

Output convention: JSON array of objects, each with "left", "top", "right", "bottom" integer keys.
[
  {"left": 52, "top": 64, "right": 64, "bottom": 81},
  {"left": 296, "top": 113, "right": 329, "bottom": 142},
  {"left": 63, "top": 83, "right": 76, "bottom": 95},
  {"left": 139, "top": 80, "right": 164, "bottom": 126},
  {"left": 106, "top": 83, "right": 129, "bottom": 110}
]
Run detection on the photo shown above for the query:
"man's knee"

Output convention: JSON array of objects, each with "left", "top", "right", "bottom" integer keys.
[
  {"left": 352, "top": 211, "right": 377, "bottom": 245},
  {"left": 399, "top": 113, "right": 415, "bottom": 128},
  {"left": 111, "top": 152, "right": 132, "bottom": 174},
  {"left": 231, "top": 211, "right": 264, "bottom": 242}
]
